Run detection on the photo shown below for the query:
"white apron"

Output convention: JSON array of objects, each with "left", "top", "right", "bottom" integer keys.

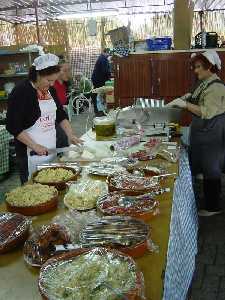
[{"left": 25, "top": 97, "right": 57, "bottom": 178}]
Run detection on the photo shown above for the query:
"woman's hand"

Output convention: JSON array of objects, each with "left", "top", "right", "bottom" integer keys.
[
  {"left": 32, "top": 144, "right": 48, "bottom": 156},
  {"left": 68, "top": 134, "right": 84, "bottom": 145},
  {"left": 166, "top": 98, "right": 187, "bottom": 108},
  {"left": 59, "top": 120, "right": 84, "bottom": 146}
]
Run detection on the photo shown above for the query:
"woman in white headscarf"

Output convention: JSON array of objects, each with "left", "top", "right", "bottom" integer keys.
[
  {"left": 6, "top": 53, "right": 82, "bottom": 184},
  {"left": 167, "top": 50, "right": 225, "bottom": 216}
]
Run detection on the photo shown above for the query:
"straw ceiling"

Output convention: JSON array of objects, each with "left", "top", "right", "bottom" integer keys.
[{"left": 0, "top": 0, "right": 224, "bottom": 24}]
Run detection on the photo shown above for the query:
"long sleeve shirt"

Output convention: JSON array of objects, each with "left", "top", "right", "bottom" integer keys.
[
  {"left": 6, "top": 79, "right": 68, "bottom": 157},
  {"left": 91, "top": 54, "right": 111, "bottom": 87}
]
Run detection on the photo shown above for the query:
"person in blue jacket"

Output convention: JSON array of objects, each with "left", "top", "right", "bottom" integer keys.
[{"left": 91, "top": 48, "right": 111, "bottom": 115}]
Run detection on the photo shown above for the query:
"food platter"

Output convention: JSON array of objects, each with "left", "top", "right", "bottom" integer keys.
[
  {"left": 80, "top": 216, "right": 151, "bottom": 258},
  {"left": 33, "top": 166, "right": 81, "bottom": 190},
  {"left": 127, "top": 164, "right": 165, "bottom": 177},
  {"left": 107, "top": 173, "right": 161, "bottom": 196},
  {"left": 86, "top": 162, "right": 126, "bottom": 177},
  {"left": 64, "top": 179, "right": 108, "bottom": 211},
  {"left": 0, "top": 212, "right": 30, "bottom": 254},
  {"left": 5, "top": 184, "right": 58, "bottom": 216},
  {"left": 23, "top": 224, "right": 71, "bottom": 267},
  {"left": 38, "top": 247, "right": 145, "bottom": 300},
  {"left": 100, "top": 157, "right": 138, "bottom": 167},
  {"left": 129, "top": 150, "right": 156, "bottom": 161},
  {"left": 97, "top": 192, "right": 159, "bottom": 221}
]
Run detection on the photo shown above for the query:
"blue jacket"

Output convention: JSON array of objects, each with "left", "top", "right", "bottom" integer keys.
[{"left": 91, "top": 54, "right": 111, "bottom": 87}]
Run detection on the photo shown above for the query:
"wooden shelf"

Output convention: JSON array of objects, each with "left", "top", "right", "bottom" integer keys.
[
  {"left": 0, "top": 50, "right": 38, "bottom": 56},
  {"left": 0, "top": 73, "right": 28, "bottom": 78}
]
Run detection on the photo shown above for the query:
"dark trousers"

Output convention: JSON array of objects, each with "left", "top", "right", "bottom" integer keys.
[
  {"left": 203, "top": 178, "right": 221, "bottom": 211},
  {"left": 56, "top": 124, "right": 69, "bottom": 148},
  {"left": 17, "top": 156, "right": 28, "bottom": 185},
  {"left": 91, "top": 82, "right": 105, "bottom": 115}
]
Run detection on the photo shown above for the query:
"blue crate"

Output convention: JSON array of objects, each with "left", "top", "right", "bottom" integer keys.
[{"left": 146, "top": 37, "right": 172, "bottom": 51}]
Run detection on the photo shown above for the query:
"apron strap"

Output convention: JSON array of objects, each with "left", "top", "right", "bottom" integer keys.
[{"left": 190, "top": 79, "right": 225, "bottom": 104}]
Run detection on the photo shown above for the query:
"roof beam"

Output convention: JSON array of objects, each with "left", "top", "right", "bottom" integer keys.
[{"left": 0, "top": 0, "right": 173, "bottom": 12}]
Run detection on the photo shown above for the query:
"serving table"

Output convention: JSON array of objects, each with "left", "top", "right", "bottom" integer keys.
[{"left": 0, "top": 133, "right": 198, "bottom": 300}]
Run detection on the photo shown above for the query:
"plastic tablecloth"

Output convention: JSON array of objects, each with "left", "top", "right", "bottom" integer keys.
[{"left": 163, "top": 148, "right": 198, "bottom": 300}]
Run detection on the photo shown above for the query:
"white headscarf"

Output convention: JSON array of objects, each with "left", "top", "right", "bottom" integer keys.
[
  {"left": 191, "top": 50, "right": 221, "bottom": 70},
  {"left": 33, "top": 53, "right": 59, "bottom": 71}
]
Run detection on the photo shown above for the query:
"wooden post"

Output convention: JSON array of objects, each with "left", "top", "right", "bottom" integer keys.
[
  {"left": 199, "top": 11, "right": 204, "bottom": 32},
  {"left": 34, "top": 1, "right": 41, "bottom": 44},
  {"left": 14, "top": 23, "right": 19, "bottom": 46},
  {"left": 100, "top": 17, "right": 106, "bottom": 51},
  {"left": 62, "top": 21, "right": 70, "bottom": 58},
  {"left": 173, "top": 0, "right": 194, "bottom": 49}
]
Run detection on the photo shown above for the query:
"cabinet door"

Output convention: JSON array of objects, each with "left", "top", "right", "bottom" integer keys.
[
  {"left": 151, "top": 53, "right": 192, "bottom": 100},
  {"left": 114, "top": 56, "right": 151, "bottom": 107}
]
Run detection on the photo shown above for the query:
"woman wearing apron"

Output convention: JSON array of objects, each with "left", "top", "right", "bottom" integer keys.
[
  {"left": 6, "top": 53, "right": 82, "bottom": 184},
  {"left": 167, "top": 50, "right": 225, "bottom": 217}
]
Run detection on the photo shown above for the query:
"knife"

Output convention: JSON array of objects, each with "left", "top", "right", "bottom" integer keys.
[{"left": 30, "top": 145, "right": 83, "bottom": 156}]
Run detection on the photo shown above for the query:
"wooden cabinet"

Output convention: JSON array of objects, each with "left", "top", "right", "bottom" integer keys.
[
  {"left": 150, "top": 53, "right": 192, "bottom": 99},
  {"left": 114, "top": 50, "right": 225, "bottom": 107},
  {"left": 114, "top": 55, "right": 152, "bottom": 107}
]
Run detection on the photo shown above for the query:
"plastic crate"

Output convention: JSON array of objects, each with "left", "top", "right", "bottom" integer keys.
[{"left": 146, "top": 37, "right": 172, "bottom": 51}]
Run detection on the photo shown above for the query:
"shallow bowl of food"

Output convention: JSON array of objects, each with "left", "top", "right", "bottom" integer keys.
[
  {"left": 33, "top": 166, "right": 80, "bottom": 190},
  {"left": 5, "top": 184, "right": 58, "bottom": 216},
  {"left": 38, "top": 247, "right": 144, "bottom": 300},
  {"left": 97, "top": 192, "right": 159, "bottom": 222},
  {"left": 0, "top": 212, "right": 30, "bottom": 254}
]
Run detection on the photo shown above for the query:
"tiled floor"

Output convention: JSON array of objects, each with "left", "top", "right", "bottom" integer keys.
[
  {"left": 191, "top": 177, "right": 225, "bottom": 300},
  {"left": 1, "top": 112, "right": 225, "bottom": 299}
]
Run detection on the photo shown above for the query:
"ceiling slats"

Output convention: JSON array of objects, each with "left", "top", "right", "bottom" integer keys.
[{"left": 0, "top": 0, "right": 224, "bottom": 23}]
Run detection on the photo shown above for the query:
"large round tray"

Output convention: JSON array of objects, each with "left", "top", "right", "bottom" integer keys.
[
  {"left": 107, "top": 175, "right": 160, "bottom": 196},
  {"left": 32, "top": 166, "right": 80, "bottom": 191},
  {"left": 38, "top": 247, "right": 144, "bottom": 300},
  {"left": 97, "top": 192, "right": 159, "bottom": 222},
  {"left": 0, "top": 212, "right": 30, "bottom": 254},
  {"left": 6, "top": 194, "right": 58, "bottom": 216},
  {"left": 119, "top": 239, "right": 149, "bottom": 258},
  {"left": 80, "top": 216, "right": 150, "bottom": 258}
]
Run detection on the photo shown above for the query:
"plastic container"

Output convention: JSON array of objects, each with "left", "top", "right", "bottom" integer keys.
[
  {"left": 94, "top": 116, "right": 116, "bottom": 140},
  {"left": 146, "top": 37, "right": 172, "bottom": 51}
]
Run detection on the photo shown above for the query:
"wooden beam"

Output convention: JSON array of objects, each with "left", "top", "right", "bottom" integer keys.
[
  {"left": 34, "top": 2, "right": 41, "bottom": 44},
  {"left": 100, "top": 17, "right": 106, "bottom": 51},
  {"left": 0, "top": 0, "right": 174, "bottom": 12},
  {"left": 14, "top": 23, "right": 19, "bottom": 45},
  {"left": 173, "top": 0, "right": 194, "bottom": 49}
]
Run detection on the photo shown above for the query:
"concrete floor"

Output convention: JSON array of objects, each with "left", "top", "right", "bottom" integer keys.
[{"left": 1, "top": 112, "right": 225, "bottom": 300}]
